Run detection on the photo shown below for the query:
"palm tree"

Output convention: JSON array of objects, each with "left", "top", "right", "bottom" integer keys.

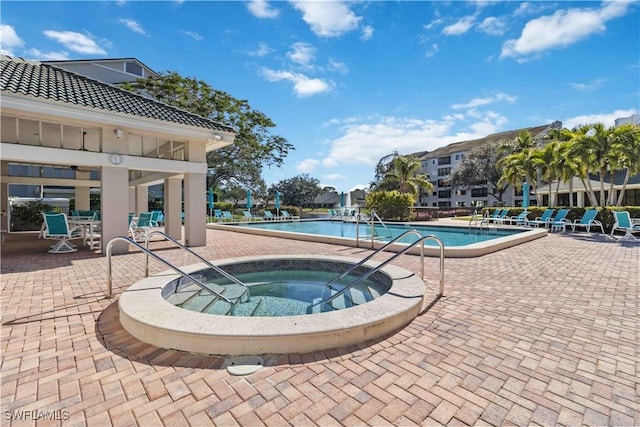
[
  {"left": 379, "top": 154, "right": 433, "bottom": 196},
  {"left": 570, "top": 123, "right": 613, "bottom": 207},
  {"left": 609, "top": 123, "right": 640, "bottom": 206},
  {"left": 497, "top": 131, "right": 539, "bottom": 204},
  {"left": 530, "top": 141, "right": 561, "bottom": 207}
]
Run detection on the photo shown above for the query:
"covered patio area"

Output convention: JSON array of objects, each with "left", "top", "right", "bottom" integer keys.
[{"left": 1, "top": 55, "right": 236, "bottom": 254}]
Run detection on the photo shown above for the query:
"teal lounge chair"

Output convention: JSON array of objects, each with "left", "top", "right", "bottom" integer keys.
[
  {"left": 527, "top": 209, "right": 555, "bottom": 228},
  {"left": 222, "top": 211, "right": 235, "bottom": 222},
  {"left": 242, "top": 210, "right": 263, "bottom": 221},
  {"left": 41, "top": 212, "right": 84, "bottom": 253},
  {"left": 281, "top": 210, "right": 300, "bottom": 221},
  {"left": 610, "top": 211, "right": 640, "bottom": 240},
  {"left": 505, "top": 211, "right": 528, "bottom": 226},
  {"left": 213, "top": 209, "right": 223, "bottom": 221},
  {"left": 149, "top": 211, "right": 162, "bottom": 227},
  {"left": 263, "top": 210, "right": 279, "bottom": 221},
  {"left": 549, "top": 209, "right": 570, "bottom": 232},
  {"left": 569, "top": 210, "right": 604, "bottom": 234}
]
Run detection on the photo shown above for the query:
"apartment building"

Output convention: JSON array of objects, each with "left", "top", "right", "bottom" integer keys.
[{"left": 416, "top": 122, "right": 561, "bottom": 208}]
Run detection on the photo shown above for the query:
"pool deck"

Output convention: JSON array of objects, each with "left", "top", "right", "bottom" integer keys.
[{"left": 1, "top": 219, "right": 638, "bottom": 426}]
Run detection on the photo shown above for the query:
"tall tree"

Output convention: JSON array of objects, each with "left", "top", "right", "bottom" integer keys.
[
  {"left": 450, "top": 142, "right": 507, "bottom": 204},
  {"left": 121, "top": 72, "right": 294, "bottom": 190},
  {"left": 609, "top": 123, "right": 640, "bottom": 206},
  {"left": 378, "top": 154, "right": 433, "bottom": 196},
  {"left": 273, "top": 174, "right": 322, "bottom": 207},
  {"left": 530, "top": 141, "right": 561, "bottom": 207},
  {"left": 498, "top": 130, "right": 539, "bottom": 202},
  {"left": 568, "top": 123, "right": 612, "bottom": 207}
]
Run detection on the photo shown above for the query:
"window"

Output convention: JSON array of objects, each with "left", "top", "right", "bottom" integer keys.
[
  {"left": 437, "top": 156, "right": 451, "bottom": 165},
  {"left": 437, "top": 167, "right": 451, "bottom": 176},
  {"left": 471, "top": 188, "right": 488, "bottom": 197},
  {"left": 438, "top": 190, "right": 451, "bottom": 198},
  {"left": 459, "top": 189, "right": 467, "bottom": 195},
  {"left": 125, "top": 61, "right": 143, "bottom": 76}
]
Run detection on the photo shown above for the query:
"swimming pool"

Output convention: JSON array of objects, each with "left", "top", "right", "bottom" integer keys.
[{"left": 209, "top": 219, "right": 547, "bottom": 257}]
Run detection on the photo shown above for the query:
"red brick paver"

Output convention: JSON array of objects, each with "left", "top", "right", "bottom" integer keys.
[{"left": 1, "top": 223, "right": 638, "bottom": 426}]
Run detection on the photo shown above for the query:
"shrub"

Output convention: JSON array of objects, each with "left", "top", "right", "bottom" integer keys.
[{"left": 366, "top": 191, "right": 415, "bottom": 220}]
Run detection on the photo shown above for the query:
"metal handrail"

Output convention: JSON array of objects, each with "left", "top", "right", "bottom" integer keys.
[
  {"left": 310, "top": 234, "right": 444, "bottom": 310},
  {"left": 105, "top": 236, "right": 235, "bottom": 314},
  {"left": 356, "top": 209, "right": 393, "bottom": 248},
  {"left": 143, "top": 230, "right": 249, "bottom": 291},
  {"left": 325, "top": 229, "right": 426, "bottom": 290}
]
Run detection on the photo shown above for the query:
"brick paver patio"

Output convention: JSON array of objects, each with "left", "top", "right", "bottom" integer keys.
[{"left": 1, "top": 222, "right": 638, "bottom": 426}]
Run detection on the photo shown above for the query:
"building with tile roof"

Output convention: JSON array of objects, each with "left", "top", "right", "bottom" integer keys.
[{"left": 1, "top": 55, "right": 237, "bottom": 252}]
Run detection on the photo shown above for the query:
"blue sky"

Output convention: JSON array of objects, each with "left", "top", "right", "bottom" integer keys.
[{"left": 1, "top": 1, "right": 639, "bottom": 193}]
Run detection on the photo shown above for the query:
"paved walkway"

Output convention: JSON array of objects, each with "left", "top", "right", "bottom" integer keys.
[{"left": 1, "top": 224, "right": 638, "bottom": 426}]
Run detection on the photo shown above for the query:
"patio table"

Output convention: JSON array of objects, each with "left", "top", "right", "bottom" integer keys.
[{"left": 68, "top": 217, "right": 101, "bottom": 249}]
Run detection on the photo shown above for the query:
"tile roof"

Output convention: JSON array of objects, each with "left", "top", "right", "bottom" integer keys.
[
  {"left": 1, "top": 55, "right": 235, "bottom": 134},
  {"left": 420, "top": 124, "right": 553, "bottom": 159}
]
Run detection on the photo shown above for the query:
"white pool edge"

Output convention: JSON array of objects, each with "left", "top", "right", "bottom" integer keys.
[
  {"left": 119, "top": 255, "right": 425, "bottom": 356},
  {"left": 208, "top": 221, "right": 548, "bottom": 258}
]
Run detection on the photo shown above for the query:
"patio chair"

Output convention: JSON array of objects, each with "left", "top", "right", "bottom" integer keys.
[
  {"left": 149, "top": 211, "right": 162, "bottom": 227},
  {"left": 527, "top": 208, "right": 555, "bottom": 228},
  {"left": 129, "top": 212, "right": 153, "bottom": 241},
  {"left": 610, "top": 211, "right": 640, "bottom": 240},
  {"left": 505, "top": 211, "right": 529, "bottom": 226},
  {"left": 281, "top": 210, "right": 300, "bottom": 221},
  {"left": 242, "top": 211, "right": 263, "bottom": 222},
  {"left": 41, "top": 212, "right": 84, "bottom": 253},
  {"left": 222, "top": 211, "right": 235, "bottom": 222},
  {"left": 263, "top": 210, "right": 278, "bottom": 221},
  {"left": 488, "top": 209, "right": 510, "bottom": 224},
  {"left": 568, "top": 210, "right": 604, "bottom": 234},
  {"left": 213, "top": 209, "right": 223, "bottom": 221},
  {"left": 549, "top": 209, "right": 571, "bottom": 232}
]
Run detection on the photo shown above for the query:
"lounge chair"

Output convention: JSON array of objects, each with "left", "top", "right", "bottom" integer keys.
[
  {"left": 486, "top": 209, "right": 508, "bottom": 224},
  {"left": 281, "top": 210, "right": 300, "bottom": 221},
  {"left": 263, "top": 210, "right": 280, "bottom": 221},
  {"left": 213, "top": 209, "right": 223, "bottom": 222},
  {"left": 505, "top": 211, "right": 528, "bottom": 226},
  {"left": 41, "top": 212, "right": 84, "bottom": 253},
  {"left": 242, "top": 211, "right": 263, "bottom": 221},
  {"left": 568, "top": 210, "right": 604, "bottom": 234},
  {"left": 222, "top": 211, "right": 235, "bottom": 222},
  {"left": 610, "top": 211, "right": 640, "bottom": 240},
  {"left": 549, "top": 209, "right": 570, "bottom": 232},
  {"left": 527, "top": 209, "right": 555, "bottom": 228},
  {"left": 483, "top": 209, "right": 503, "bottom": 224},
  {"left": 129, "top": 212, "right": 153, "bottom": 241}
]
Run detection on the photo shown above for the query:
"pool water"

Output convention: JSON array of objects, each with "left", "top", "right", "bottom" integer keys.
[
  {"left": 165, "top": 269, "right": 390, "bottom": 317},
  {"left": 237, "top": 220, "right": 522, "bottom": 246}
]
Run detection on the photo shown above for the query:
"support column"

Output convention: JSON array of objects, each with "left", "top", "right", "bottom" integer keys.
[
  {"left": 101, "top": 166, "right": 129, "bottom": 254},
  {"left": 184, "top": 172, "right": 206, "bottom": 247},
  {"left": 75, "top": 171, "right": 91, "bottom": 210},
  {"left": 577, "top": 191, "right": 585, "bottom": 208},
  {"left": 164, "top": 177, "right": 182, "bottom": 241},
  {"left": 135, "top": 185, "right": 148, "bottom": 214},
  {"left": 128, "top": 187, "right": 135, "bottom": 214},
  {"left": 1, "top": 161, "right": 8, "bottom": 234}
]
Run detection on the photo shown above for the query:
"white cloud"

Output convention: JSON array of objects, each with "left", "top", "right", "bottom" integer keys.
[
  {"left": 323, "top": 173, "right": 345, "bottom": 181},
  {"left": 569, "top": 78, "right": 607, "bottom": 91},
  {"left": 289, "top": 0, "right": 361, "bottom": 37},
  {"left": 43, "top": 30, "right": 107, "bottom": 55},
  {"left": 425, "top": 43, "right": 439, "bottom": 58},
  {"left": 451, "top": 93, "right": 517, "bottom": 110},
  {"left": 443, "top": 15, "right": 476, "bottom": 36},
  {"left": 328, "top": 58, "right": 348, "bottom": 74},
  {"left": 296, "top": 158, "right": 319, "bottom": 173},
  {"left": 563, "top": 108, "right": 638, "bottom": 129},
  {"left": 501, "top": 2, "right": 632, "bottom": 61},
  {"left": 260, "top": 68, "right": 334, "bottom": 97},
  {"left": 118, "top": 18, "right": 146, "bottom": 34},
  {"left": 0, "top": 24, "right": 24, "bottom": 56},
  {"left": 478, "top": 16, "right": 507, "bottom": 36},
  {"left": 360, "top": 25, "right": 374, "bottom": 40},
  {"left": 182, "top": 31, "right": 203, "bottom": 41},
  {"left": 287, "top": 42, "right": 316, "bottom": 68},
  {"left": 247, "top": 0, "right": 279, "bottom": 19},
  {"left": 24, "top": 48, "right": 70, "bottom": 61},
  {"left": 248, "top": 42, "right": 272, "bottom": 57}
]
